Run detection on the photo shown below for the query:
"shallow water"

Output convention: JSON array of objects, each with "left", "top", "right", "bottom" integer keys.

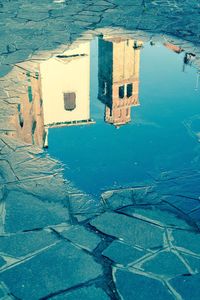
[{"left": 45, "top": 36, "right": 200, "bottom": 196}]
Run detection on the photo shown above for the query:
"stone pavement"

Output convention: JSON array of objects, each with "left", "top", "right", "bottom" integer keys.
[
  {"left": 1, "top": 0, "right": 200, "bottom": 78},
  {"left": 0, "top": 137, "right": 200, "bottom": 300},
  {"left": 1, "top": 0, "right": 200, "bottom": 299}
]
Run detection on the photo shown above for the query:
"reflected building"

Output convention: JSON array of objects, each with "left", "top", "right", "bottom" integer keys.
[
  {"left": 40, "top": 42, "right": 94, "bottom": 146},
  {"left": 14, "top": 67, "right": 45, "bottom": 147},
  {"left": 40, "top": 42, "right": 92, "bottom": 128},
  {"left": 98, "top": 36, "right": 142, "bottom": 127},
  {"left": 11, "top": 36, "right": 143, "bottom": 148},
  {"left": 14, "top": 41, "right": 95, "bottom": 147}
]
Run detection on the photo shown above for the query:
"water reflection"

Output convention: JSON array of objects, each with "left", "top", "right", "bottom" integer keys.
[
  {"left": 40, "top": 41, "right": 96, "bottom": 147},
  {"left": 8, "top": 33, "right": 200, "bottom": 196},
  {"left": 13, "top": 35, "right": 143, "bottom": 147},
  {"left": 14, "top": 41, "right": 95, "bottom": 147},
  {"left": 14, "top": 68, "right": 45, "bottom": 147}
]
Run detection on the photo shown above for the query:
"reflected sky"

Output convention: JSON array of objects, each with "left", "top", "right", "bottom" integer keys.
[{"left": 44, "top": 36, "right": 200, "bottom": 196}]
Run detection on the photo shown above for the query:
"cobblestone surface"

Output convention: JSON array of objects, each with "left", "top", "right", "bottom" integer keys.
[
  {"left": 1, "top": 1, "right": 200, "bottom": 299},
  {"left": 0, "top": 129, "right": 200, "bottom": 299},
  {"left": 0, "top": 0, "right": 200, "bottom": 76}
]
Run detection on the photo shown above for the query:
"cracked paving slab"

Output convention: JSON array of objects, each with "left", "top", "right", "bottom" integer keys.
[
  {"left": 113, "top": 268, "right": 175, "bottom": 300},
  {"left": 102, "top": 240, "right": 149, "bottom": 266},
  {"left": 90, "top": 211, "right": 166, "bottom": 250},
  {"left": 0, "top": 230, "right": 58, "bottom": 259},
  {"left": 0, "top": 0, "right": 200, "bottom": 77},
  {"left": 58, "top": 225, "right": 102, "bottom": 252},
  {"left": 140, "top": 250, "right": 189, "bottom": 278},
  {"left": 50, "top": 285, "right": 110, "bottom": 300},
  {"left": 2, "top": 190, "right": 70, "bottom": 233},
  {"left": 118, "top": 206, "right": 193, "bottom": 230},
  {"left": 0, "top": 241, "right": 103, "bottom": 300},
  {"left": 169, "top": 273, "right": 200, "bottom": 300}
]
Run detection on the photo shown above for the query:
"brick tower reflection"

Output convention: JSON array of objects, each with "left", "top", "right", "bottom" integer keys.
[{"left": 98, "top": 36, "right": 143, "bottom": 127}]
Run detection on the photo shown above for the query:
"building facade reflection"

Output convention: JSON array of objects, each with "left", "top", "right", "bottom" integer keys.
[
  {"left": 98, "top": 36, "right": 142, "bottom": 127},
  {"left": 14, "top": 41, "right": 95, "bottom": 147},
  {"left": 40, "top": 42, "right": 95, "bottom": 146},
  {"left": 40, "top": 42, "right": 93, "bottom": 127},
  {"left": 12, "top": 35, "right": 143, "bottom": 148},
  {"left": 14, "top": 67, "right": 45, "bottom": 147}
]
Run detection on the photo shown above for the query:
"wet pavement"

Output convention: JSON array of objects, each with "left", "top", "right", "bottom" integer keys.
[{"left": 1, "top": 1, "right": 200, "bottom": 300}]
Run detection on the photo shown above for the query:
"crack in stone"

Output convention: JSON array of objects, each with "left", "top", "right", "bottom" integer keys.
[{"left": 40, "top": 276, "right": 108, "bottom": 300}]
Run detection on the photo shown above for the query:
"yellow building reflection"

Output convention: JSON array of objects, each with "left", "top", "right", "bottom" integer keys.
[
  {"left": 14, "top": 41, "right": 95, "bottom": 147},
  {"left": 98, "top": 36, "right": 142, "bottom": 127},
  {"left": 15, "top": 68, "right": 45, "bottom": 147},
  {"left": 40, "top": 42, "right": 92, "bottom": 127}
]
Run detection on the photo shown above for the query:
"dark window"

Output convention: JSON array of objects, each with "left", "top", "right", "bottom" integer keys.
[
  {"left": 127, "top": 84, "right": 133, "bottom": 97},
  {"left": 64, "top": 92, "right": 76, "bottom": 111},
  {"left": 19, "top": 113, "right": 24, "bottom": 128},
  {"left": 32, "top": 119, "right": 37, "bottom": 134},
  {"left": 28, "top": 86, "right": 33, "bottom": 102},
  {"left": 119, "top": 85, "right": 125, "bottom": 99},
  {"left": 103, "top": 82, "right": 107, "bottom": 95}
]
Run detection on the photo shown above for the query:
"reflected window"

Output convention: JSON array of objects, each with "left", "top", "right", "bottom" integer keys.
[
  {"left": 127, "top": 83, "right": 133, "bottom": 97},
  {"left": 19, "top": 113, "right": 24, "bottom": 128},
  {"left": 103, "top": 82, "right": 108, "bottom": 95},
  {"left": 119, "top": 85, "right": 125, "bottom": 99},
  {"left": 64, "top": 92, "right": 76, "bottom": 111},
  {"left": 32, "top": 119, "right": 37, "bottom": 134}
]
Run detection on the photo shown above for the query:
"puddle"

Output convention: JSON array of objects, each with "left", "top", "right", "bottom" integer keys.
[
  {"left": 44, "top": 35, "right": 199, "bottom": 196},
  {"left": 5, "top": 32, "right": 200, "bottom": 196}
]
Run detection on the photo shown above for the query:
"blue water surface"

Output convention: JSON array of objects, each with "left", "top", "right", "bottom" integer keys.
[{"left": 47, "top": 38, "right": 200, "bottom": 196}]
